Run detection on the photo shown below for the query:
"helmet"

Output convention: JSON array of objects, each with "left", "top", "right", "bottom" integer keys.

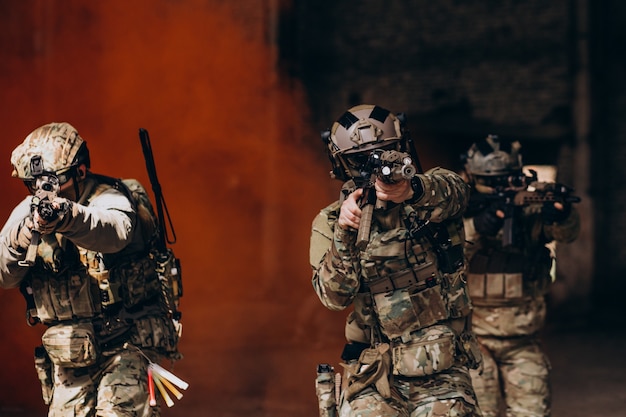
[
  {"left": 11, "top": 122, "right": 90, "bottom": 180},
  {"left": 464, "top": 134, "right": 522, "bottom": 177},
  {"left": 321, "top": 104, "right": 417, "bottom": 181}
]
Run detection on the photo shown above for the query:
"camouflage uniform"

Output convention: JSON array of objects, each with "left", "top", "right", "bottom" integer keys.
[
  {"left": 311, "top": 167, "right": 483, "bottom": 417},
  {"left": 459, "top": 135, "right": 581, "bottom": 417},
  {"left": 0, "top": 123, "right": 179, "bottom": 417},
  {"left": 463, "top": 186, "right": 580, "bottom": 417}
]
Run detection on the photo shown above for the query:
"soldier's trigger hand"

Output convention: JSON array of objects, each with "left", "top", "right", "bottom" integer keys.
[{"left": 473, "top": 204, "right": 504, "bottom": 237}]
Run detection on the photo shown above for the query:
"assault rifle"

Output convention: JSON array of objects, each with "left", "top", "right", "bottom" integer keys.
[
  {"left": 472, "top": 174, "right": 581, "bottom": 246},
  {"left": 19, "top": 165, "right": 62, "bottom": 267},
  {"left": 343, "top": 150, "right": 417, "bottom": 250}
]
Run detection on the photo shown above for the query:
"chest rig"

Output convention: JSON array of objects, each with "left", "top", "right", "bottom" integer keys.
[
  {"left": 355, "top": 204, "right": 470, "bottom": 341},
  {"left": 466, "top": 221, "right": 553, "bottom": 305},
  {"left": 20, "top": 182, "right": 161, "bottom": 326}
]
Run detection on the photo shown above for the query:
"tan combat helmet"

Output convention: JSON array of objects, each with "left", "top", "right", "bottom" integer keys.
[
  {"left": 464, "top": 134, "right": 523, "bottom": 178},
  {"left": 321, "top": 104, "right": 411, "bottom": 181},
  {"left": 11, "top": 122, "right": 89, "bottom": 180}
]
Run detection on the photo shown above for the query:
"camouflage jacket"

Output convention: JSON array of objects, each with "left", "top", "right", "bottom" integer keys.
[{"left": 310, "top": 167, "right": 473, "bottom": 343}]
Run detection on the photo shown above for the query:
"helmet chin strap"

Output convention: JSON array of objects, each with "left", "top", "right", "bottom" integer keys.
[{"left": 67, "top": 165, "right": 86, "bottom": 202}]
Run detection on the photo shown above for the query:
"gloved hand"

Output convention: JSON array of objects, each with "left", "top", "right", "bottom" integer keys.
[
  {"left": 473, "top": 202, "right": 506, "bottom": 236},
  {"left": 542, "top": 201, "right": 571, "bottom": 224},
  {"left": 9, "top": 217, "right": 34, "bottom": 252},
  {"left": 33, "top": 197, "right": 71, "bottom": 234}
]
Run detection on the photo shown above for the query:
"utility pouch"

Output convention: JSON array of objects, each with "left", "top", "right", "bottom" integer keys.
[
  {"left": 113, "top": 257, "right": 160, "bottom": 308},
  {"left": 41, "top": 323, "right": 99, "bottom": 368},
  {"left": 373, "top": 284, "right": 448, "bottom": 340},
  {"left": 341, "top": 343, "right": 392, "bottom": 402},
  {"left": 391, "top": 325, "right": 455, "bottom": 377},
  {"left": 34, "top": 345, "right": 53, "bottom": 405},
  {"left": 130, "top": 316, "right": 180, "bottom": 358}
]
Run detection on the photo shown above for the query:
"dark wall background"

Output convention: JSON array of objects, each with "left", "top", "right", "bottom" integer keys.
[
  {"left": 0, "top": 1, "right": 623, "bottom": 416},
  {"left": 294, "top": 0, "right": 605, "bottom": 320}
]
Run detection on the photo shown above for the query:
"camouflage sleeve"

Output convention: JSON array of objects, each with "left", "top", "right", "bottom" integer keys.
[
  {"left": 410, "top": 167, "right": 470, "bottom": 221},
  {"left": 462, "top": 216, "right": 482, "bottom": 262},
  {"left": 542, "top": 205, "right": 580, "bottom": 243},
  {"left": 0, "top": 197, "right": 34, "bottom": 288},
  {"left": 56, "top": 187, "right": 136, "bottom": 253},
  {"left": 310, "top": 202, "right": 361, "bottom": 311}
]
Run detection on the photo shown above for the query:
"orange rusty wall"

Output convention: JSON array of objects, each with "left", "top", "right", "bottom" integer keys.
[{"left": 0, "top": 1, "right": 344, "bottom": 415}]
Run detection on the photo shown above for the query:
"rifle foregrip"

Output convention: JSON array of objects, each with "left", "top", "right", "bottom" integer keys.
[
  {"left": 356, "top": 204, "right": 374, "bottom": 250},
  {"left": 18, "top": 230, "right": 40, "bottom": 267}
]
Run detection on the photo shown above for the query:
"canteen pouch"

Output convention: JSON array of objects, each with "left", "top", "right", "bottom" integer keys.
[
  {"left": 41, "top": 323, "right": 99, "bottom": 368},
  {"left": 391, "top": 324, "right": 455, "bottom": 377}
]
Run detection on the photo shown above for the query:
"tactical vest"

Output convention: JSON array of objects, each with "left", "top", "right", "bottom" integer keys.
[
  {"left": 21, "top": 178, "right": 182, "bottom": 359},
  {"left": 354, "top": 204, "right": 471, "bottom": 342}
]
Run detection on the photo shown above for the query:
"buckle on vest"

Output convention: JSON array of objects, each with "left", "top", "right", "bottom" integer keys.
[{"left": 425, "top": 276, "right": 437, "bottom": 288}]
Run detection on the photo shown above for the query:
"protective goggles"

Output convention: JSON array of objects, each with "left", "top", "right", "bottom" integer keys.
[{"left": 23, "top": 168, "right": 74, "bottom": 193}]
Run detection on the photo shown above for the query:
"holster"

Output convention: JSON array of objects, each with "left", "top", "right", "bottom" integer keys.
[{"left": 34, "top": 345, "right": 53, "bottom": 405}]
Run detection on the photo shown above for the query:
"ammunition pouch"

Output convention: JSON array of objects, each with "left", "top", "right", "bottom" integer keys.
[
  {"left": 372, "top": 282, "right": 449, "bottom": 340},
  {"left": 41, "top": 322, "right": 99, "bottom": 368},
  {"left": 467, "top": 248, "right": 552, "bottom": 303},
  {"left": 391, "top": 325, "right": 455, "bottom": 377},
  {"left": 130, "top": 315, "right": 181, "bottom": 359},
  {"left": 28, "top": 268, "right": 101, "bottom": 324},
  {"left": 111, "top": 256, "right": 161, "bottom": 309}
]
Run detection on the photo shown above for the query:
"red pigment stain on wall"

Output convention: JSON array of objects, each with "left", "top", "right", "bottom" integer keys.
[{"left": 0, "top": 1, "right": 343, "bottom": 415}]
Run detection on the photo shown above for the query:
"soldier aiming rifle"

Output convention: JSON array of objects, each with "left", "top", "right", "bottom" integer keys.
[{"left": 310, "top": 104, "right": 482, "bottom": 417}]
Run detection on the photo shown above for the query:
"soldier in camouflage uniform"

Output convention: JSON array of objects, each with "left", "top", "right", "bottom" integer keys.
[
  {"left": 0, "top": 123, "right": 181, "bottom": 417},
  {"left": 461, "top": 135, "right": 580, "bottom": 417},
  {"left": 310, "top": 105, "right": 483, "bottom": 417}
]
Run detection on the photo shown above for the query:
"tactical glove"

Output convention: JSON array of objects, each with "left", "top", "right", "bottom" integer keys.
[
  {"left": 9, "top": 217, "right": 34, "bottom": 252},
  {"left": 542, "top": 201, "right": 571, "bottom": 224},
  {"left": 473, "top": 203, "right": 505, "bottom": 236}
]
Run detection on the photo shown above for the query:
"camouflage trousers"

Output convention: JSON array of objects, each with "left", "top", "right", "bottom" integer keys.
[
  {"left": 339, "top": 365, "right": 482, "bottom": 417},
  {"left": 470, "top": 335, "right": 551, "bottom": 417},
  {"left": 48, "top": 348, "right": 160, "bottom": 417}
]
